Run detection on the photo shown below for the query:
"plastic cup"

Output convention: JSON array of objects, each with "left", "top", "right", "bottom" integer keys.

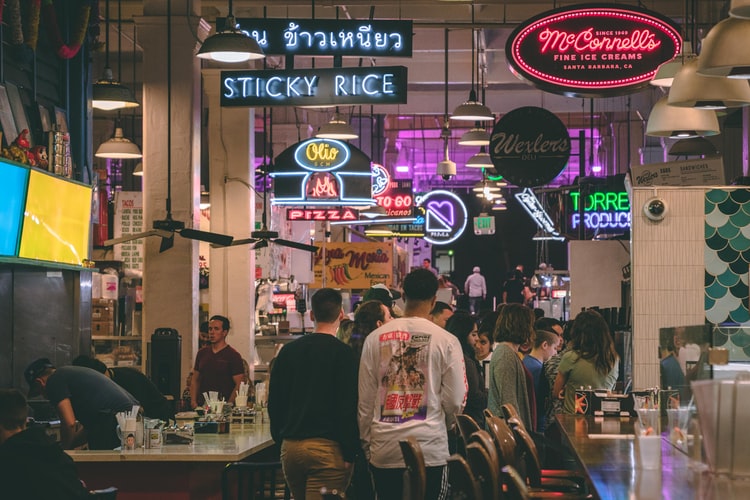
[
  {"left": 235, "top": 395, "right": 248, "bottom": 408},
  {"left": 636, "top": 408, "right": 660, "bottom": 436},
  {"left": 634, "top": 422, "right": 662, "bottom": 470},
  {"left": 667, "top": 408, "right": 691, "bottom": 453}
]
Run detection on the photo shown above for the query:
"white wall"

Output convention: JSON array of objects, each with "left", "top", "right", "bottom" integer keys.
[{"left": 568, "top": 240, "right": 631, "bottom": 315}]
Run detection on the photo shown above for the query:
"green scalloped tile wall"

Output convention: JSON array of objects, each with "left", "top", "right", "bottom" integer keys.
[{"left": 705, "top": 189, "right": 750, "bottom": 359}]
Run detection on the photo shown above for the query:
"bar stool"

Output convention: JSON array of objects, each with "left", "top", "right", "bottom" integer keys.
[
  {"left": 399, "top": 437, "right": 427, "bottom": 500},
  {"left": 456, "top": 413, "right": 482, "bottom": 456},
  {"left": 447, "top": 453, "right": 482, "bottom": 500}
]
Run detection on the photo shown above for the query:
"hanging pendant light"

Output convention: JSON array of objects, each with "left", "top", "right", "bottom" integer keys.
[
  {"left": 315, "top": 112, "right": 358, "bottom": 140},
  {"left": 466, "top": 148, "right": 493, "bottom": 168},
  {"left": 731, "top": 0, "right": 750, "bottom": 18},
  {"left": 668, "top": 137, "right": 719, "bottom": 156},
  {"left": 133, "top": 162, "right": 143, "bottom": 176},
  {"left": 650, "top": 42, "right": 696, "bottom": 88},
  {"left": 646, "top": 97, "right": 720, "bottom": 138},
  {"left": 93, "top": 0, "right": 139, "bottom": 110},
  {"left": 459, "top": 126, "right": 490, "bottom": 146},
  {"left": 96, "top": 127, "right": 143, "bottom": 159},
  {"left": 451, "top": 25, "right": 493, "bottom": 122},
  {"left": 696, "top": 16, "right": 750, "bottom": 78},
  {"left": 669, "top": 59, "right": 750, "bottom": 109},
  {"left": 197, "top": 0, "right": 265, "bottom": 63}
]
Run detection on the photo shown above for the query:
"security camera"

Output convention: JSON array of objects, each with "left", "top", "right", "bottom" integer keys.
[
  {"left": 643, "top": 197, "right": 667, "bottom": 221},
  {"left": 437, "top": 159, "right": 456, "bottom": 180}
]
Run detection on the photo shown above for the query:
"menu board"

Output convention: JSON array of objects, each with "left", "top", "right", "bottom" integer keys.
[
  {"left": 630, "top": 157, "right": 725, "bottom": 187},
  {"left": 312, "top": 241, "right": 393, "bottom": 289},
  {"left": 18, "top": 169, "right": 92, "bottom": 266},
  {"left": 0, "top": 159, "right": 29, "bottom": 256},
  {"left": 113, "top": 192, "right": 144, "bottom": 271}
]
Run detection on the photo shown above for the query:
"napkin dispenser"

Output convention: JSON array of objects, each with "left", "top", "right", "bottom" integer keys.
[
  {"left": 163, "top": 426, "right": 194, "bottom": 444},
  {"left": 574, "top": 390, "right": 637, "bottom": 417}
]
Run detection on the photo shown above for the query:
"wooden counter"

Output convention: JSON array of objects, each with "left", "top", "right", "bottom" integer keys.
[
  {"left": 556, "top": 414, "right": 750, "bottom": 500},
  {"left": 67, "top": 424, "right": 276, "bottom": 500}
]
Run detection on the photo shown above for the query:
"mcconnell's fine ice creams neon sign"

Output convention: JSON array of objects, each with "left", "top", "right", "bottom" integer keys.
[{"left": 506, "top": 4, "right": 681, "bottom": 97}]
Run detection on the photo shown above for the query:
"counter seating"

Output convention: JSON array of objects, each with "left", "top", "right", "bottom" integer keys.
[
  {"left": 465, "top": 441, "right": 500, "bottom": 500},
  {"left": 221, "top": 461, "right": 290, "bottom": 500},
  {"left": 399, "top": 437, "right": 427, "bottom": 500},
  {"left": 447, "top": 453, "right": 482, "bottom": 500},
  {"left": 456, "top": 413, "right": 482, "bottom": 456}
]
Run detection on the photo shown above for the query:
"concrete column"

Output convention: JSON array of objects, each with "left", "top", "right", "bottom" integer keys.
[
  {"left": 136, "top": 1, "right": 208, "bottom": 385},
  {"left": 202, "top": 69, "right": 256, "bottom": 377}
]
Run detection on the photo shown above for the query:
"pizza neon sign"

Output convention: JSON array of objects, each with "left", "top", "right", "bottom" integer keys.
[{"left": 506, "top": 4, "right": 681, "bottom": 97}]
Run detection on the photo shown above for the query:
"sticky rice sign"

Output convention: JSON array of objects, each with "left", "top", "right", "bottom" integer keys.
[
  {"left": 506, "top": 4, "right": 681, "bottom": 97},
  {"left": 313, "top": 242, "right": 393, "bottom": 289}
]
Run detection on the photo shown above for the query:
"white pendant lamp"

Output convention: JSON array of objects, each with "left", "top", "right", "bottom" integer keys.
[
  {"left": 451, "top": 89, "right": 494, "bottom": 122},
  {"left": 196, "top": 0, "right": 265, "bottom": 63},
  {"left": 731, "top": 0, "right": 750, "bottom": 19},
  {"left": 133, "top": 162, "right": 143, "bottom": 176},
  {"left": 650, "top": 42, "right": 695, "bottom": 88},
  {"left": 459, "top": 127, "right": 490, "bottom": 146},
  {"left": 669, "top": 59, "right": 750, "bottom": 109},
  {"left": 696, "top": 16, "right": 750, "bottom": 78},
  {"left": 95, "top": 127, "right": 143, "bottom": 159},
  {"left": 315, "top": 113, "right": 358, "bottom": 140},
  {"left": 646, "top": 97, "right": 720, "bottom": 138},
  {"left": 466, "top": 150, "right": 493, "bottom": 168}
]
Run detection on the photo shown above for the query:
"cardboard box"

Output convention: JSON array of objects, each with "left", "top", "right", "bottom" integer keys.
[
  {"left": 92, "top": 320, "right": 115, "bottom": 336},
  {"left": 92, "top": 306, "right": 114, "bottom": 321},
  {"left": 93, "top": 298, "right": 116, "bottom": 307}
]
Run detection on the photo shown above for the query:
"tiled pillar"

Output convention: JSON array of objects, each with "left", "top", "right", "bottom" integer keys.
[
  {"left": 202, "top": 69, "right": 256, "bottom": 377},
  {"left": 136, "top": 2, "right": 208, "bottom": 385}
]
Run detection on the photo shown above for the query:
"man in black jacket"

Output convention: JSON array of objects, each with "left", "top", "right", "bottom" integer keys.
[
  {"left": 268, "top": 288, "right": 359, "bottom": 500},
  {"left": 0, "top": 389, "right": 90, "bottom": 500}
]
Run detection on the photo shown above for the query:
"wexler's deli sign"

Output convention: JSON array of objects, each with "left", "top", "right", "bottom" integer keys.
[
  {"left": 271, "top": 138, "right": 375, "bottom": 207},
  {"left": 312, "top": 241, "right": 394, "bottom": 289},
  {"left": 229, "top": 18, "right": 413, "bottom": 57},
  {"left": 221, "top": 66, "right": 408, "bottom": 107},
  {"left": 489, "top": 106, "right": 571, "bottom": 188},
  {"left": 506, "top": 4, "right": 681, "bottom": 97}
]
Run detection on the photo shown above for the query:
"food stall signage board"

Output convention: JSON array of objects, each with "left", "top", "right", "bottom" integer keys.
[
  {"left": 416, "top": 190, "right": 468, "bottom": 245},
  {"left": 272, "top": 138, "right": 375, "bottom": 207},
  {"left": 630, "top": 157, "right": 725, "bottom": 187},
  {"left": 228, "top": 18, "right": 413, "bottom": 57},
  {"left": 569, "top": 190, "right": 631, "bottom": 232},
  {"left": 515, "top": 188, "right": 565, "bottom": 241},
  {"left": 113, "top": 192, "right": 144, "bottom": 271},
  {"left": 489, "top": 106, "right": 571, "bottom": 188},
  {"left": 221, "top": 66, "right": 408, "bottom": 107},
  {"left": 374, "top": 177, "right": 414, "bottom": 218},
  {"left": 506, "top": 4, "right": 682, "bottom": 97},
  {"left": 312, "top": 241, "right": 393, "bottom": 288},
  {"left": 286, "top": 208, "right": 358, "bottom": 221}
]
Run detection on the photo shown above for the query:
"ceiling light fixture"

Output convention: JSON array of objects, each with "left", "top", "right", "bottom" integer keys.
[
  {"left": 466, "top": 149, "right": 493, "bottom": 168},
  {"left": 669, "top": 59, "right": 750, "bottom": 109},
  {"left": 315, "top": 112, "right": 358, "bottom": 140},
  {"left": 95, "top": 127, "right": 143, "bottom": 159},
  {"left": 668, "top": 137, "right": 720, "bottom": 156},
  {"left": 451, "top": 25, "right": 494, "bottom": 122},
  {"left": 92, "top": 0, "right": 139, "bottom": 111},
  {"left": 650, "top": 42, "right": 696, "bottom": 87},
  {"left": 731, "top": 0, "right": 750, "bottom": 18},
  {"left": 438, "top": 29, "right": 456, "bottom": 180},
  {"left": 645, "top": 97, "right": 720, "bottom": 138},
  {"left": 196, "top": 0, "right": 265, "bottom": 63},
  {"left": 459, "top": 127, "right": 490, "bottom": 146},
  {"left": 696, "top": 16, "right": 750, "bottom": 79},
  {"left": 133, "top": 162, "right": 143, "bottom": 176}
]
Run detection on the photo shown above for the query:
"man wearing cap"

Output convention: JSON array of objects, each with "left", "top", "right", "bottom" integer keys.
[
  {"left": 25, "top": 358, "right": 139, "bottom": 450},
  {"left": 358, "top": 269, "right": 467, "bottom": 500},
  {"left": 363, "top": 283, "right": 402, "bottom": 318},
  {"left": 464, "top": 266, "right": 487, "bottom": 316}
]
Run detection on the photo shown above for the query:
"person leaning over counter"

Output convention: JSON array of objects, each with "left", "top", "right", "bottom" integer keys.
[
  {"left": 25, "top": 358, "right": 139, "bottom": 450},
  {"left": 72, "top": 355, "right": 174, "bottom": 422},
  {"left": 190, "top": 315, "right": 245, "bottom": 407}
]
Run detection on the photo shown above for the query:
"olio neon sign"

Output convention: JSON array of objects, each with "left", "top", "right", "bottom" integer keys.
[
  {"left": 294, "top": 139, "right": 350, "bottom": 171},
  {"left": 506, "top": 5, "right": 681, "bottom": 97}
]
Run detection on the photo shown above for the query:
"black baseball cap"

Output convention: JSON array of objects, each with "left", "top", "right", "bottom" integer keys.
[
  {"left": 24, "top": 358, "right": 54, "bottom": 397},
  {"left": 363, "top": 284, "right": 402, "bottom": 307}
]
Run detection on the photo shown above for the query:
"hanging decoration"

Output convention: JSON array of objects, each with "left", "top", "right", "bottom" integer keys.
[{"left": 42, "top": 0, "right": 95, "bottom": 59}]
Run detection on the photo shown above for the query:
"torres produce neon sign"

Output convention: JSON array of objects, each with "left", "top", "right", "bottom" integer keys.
[
  {"left": 569, "top": 191, "right": 631, "bottom": 231},
  {"left": 506, "top": 4, "right": 681, "bottom": 97}
]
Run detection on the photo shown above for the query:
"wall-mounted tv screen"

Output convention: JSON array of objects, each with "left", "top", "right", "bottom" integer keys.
[
  {"left": 0, "top": 159, "right": 29, "bottom": 256},
  {"left": 18, "top": 170, "right": 92, "bottom": 266}
]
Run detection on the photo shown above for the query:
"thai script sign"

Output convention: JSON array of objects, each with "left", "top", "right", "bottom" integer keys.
[
  {"left": 221, "top": 66, "right": 408, "bottom": 107},
  {"left": 227, "top": 18, "right": 413, "bottom": 57},
  {"left": 489, "top": 106, "right": 571, "bottom": 188},
  {"left": 312, "top": 241, "right": 394, "bottom": 288},
  {"left": 272, "top": 138, "right": 374, "bottom": 207},
  {"left": 506, "top": 4, "right": 681, "bottom": 97}
]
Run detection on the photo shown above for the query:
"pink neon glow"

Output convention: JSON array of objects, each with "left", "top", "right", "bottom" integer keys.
[
  {"left": 395, "top": 165, "right": 410, "bottom": 173},
  {"left": 511, "top": 8, "right": 681, "bottom": 89},
  {"left": 591, "top": 164, "right": 603, "bottom": 173},
  {"left": 538, "top": 28, "right": 661, "bottom": 54}
]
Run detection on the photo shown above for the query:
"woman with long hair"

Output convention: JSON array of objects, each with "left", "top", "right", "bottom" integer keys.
[
  {"left": 349, "top": 300, "right": 393, "bottom": 362},
  {"left": 487, "top": 303, "right": 536, "bottom": 430},
  {"left": 553, "top": 309, "right": 619, "bottom": 414},
  {"left": 445, "top": 311, "right": 487, "bottom": 427}
]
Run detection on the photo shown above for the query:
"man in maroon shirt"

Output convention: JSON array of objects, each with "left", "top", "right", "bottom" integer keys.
[{"left": 190, "top": 315, "right": 245, "bottom": 407}]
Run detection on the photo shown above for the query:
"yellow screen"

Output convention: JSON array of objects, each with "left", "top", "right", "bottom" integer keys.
[{"left": 18, "top": 170, "right": 92, "bottom": 266}]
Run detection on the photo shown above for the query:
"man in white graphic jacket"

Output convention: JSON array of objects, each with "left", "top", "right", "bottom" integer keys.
[{"left": 359, "top": 268, "right": 467, "bottom": 500}]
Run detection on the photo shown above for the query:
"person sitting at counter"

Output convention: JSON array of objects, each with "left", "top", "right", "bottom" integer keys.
[
  {"left": 72, "top": 355, "right": 174, "bottom": 422},
  {"left": 190, "top": 315, "right": 245, "bottom": 407},
  {"left": 0, "top": 388, "right": 92, "bottom": 499},
  {"left": 24, "top": 358, "right": 139, "bottom": 450}
]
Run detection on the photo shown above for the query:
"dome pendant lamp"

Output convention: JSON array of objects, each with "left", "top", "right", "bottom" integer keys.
[
  {"left": 669, "top": 59, "right": 750, "bottom": 109},
  {"left": 96, "top": 127, "right": 143, "bottom": 159},
  {"left": 731, "top": 0, "right": 750, "bottom": 19},
  {"left": 646, "top": 97, "right": 720, "bottom": 139},
  {"left": 197, "top": 0, "right": 265, "bottom": 63},
  {"left": 696, "top": 16, "right": 750, "bottom": 79}
]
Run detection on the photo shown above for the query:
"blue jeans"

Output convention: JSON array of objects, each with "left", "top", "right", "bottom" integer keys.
[
  {"left": 469, "top": 296, "right": 483, "bottom": 315},
  {"left": 281, "top": 438, "right": 352, "bottom": 500}
]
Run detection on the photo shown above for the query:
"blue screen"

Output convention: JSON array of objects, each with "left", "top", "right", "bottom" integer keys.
[{"left": 0, "top": 159, "right": 29, "bottom": 256}]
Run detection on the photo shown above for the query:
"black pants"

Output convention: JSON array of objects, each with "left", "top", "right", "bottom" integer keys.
[
  {"left": 370, "top": 464, "right": 448, "bottom": 500},
  {"left": 85, "top": 412, "right": 120, "bottom": 450}
]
